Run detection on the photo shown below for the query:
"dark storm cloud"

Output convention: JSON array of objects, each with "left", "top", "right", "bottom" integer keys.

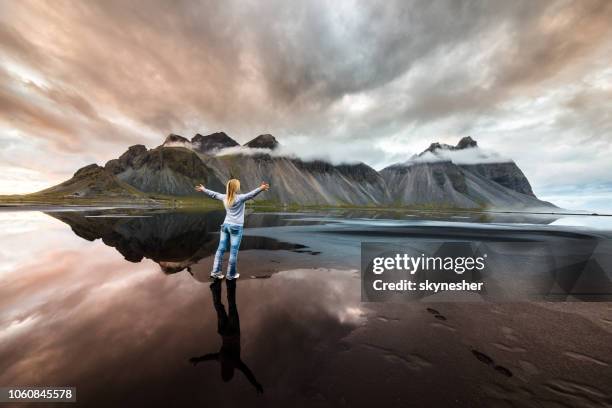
[
  {"left": 0, "top": 0, "right": 611, "bottom": 199},
  {"left": 354, "top": 0, "right": 612, "bottom": 130},
  {"left": 249, "top": 1, "right": 545, "bottom": 105},
  {"left": 0, "top": 0, "right": 559, "bottom": 135}
]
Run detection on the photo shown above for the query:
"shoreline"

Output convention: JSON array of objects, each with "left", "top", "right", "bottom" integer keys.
[{"left": 0, "top": 200, "right": 609, "bottom": 217}]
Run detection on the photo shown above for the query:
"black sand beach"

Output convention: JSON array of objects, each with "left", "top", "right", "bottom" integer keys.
[{"left": 0, "top": 208, "right": 610, "bottom": 407}]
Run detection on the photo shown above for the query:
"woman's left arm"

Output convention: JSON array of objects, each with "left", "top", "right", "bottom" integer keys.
[{"left": 239, "top": 182, "right": 270, "bottom": 202}]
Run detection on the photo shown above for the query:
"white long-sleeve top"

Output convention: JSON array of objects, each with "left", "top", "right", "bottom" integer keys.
[{"left": 201, "top": 187, "right": 264, "bottom": 226}]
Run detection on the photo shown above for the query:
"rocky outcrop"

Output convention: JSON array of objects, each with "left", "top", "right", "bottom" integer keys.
[
  {"left": 162, "top": 133, "right": 191, "bottom": 146},
  {"left": 381, "top": 136, "right": 552, "bottom": 208},
  {"left": 381, "top": 161, "right": 474, "bottom": 207},
  {"left": 37, "top": 164, "right": 140, "bottom": 198},
  {"left": 244, "top": 134, "right": 279, "bottom": 150},
  {"left": 105, "top": 146, "right": 225, "bottom": 196},
  {"left": 105, "top": 144, "right": 148, "bottom": 174},
  {"left": 381, "top": 160, "right": 551, "bottom": 209},
  {"left": 456, "top": 135, "right": 478, "bottom": 150},
  {"left": 422, "top": 136, "right": 478, "bottom": 155},
  {"left": 417, "top": 136, "right": 536, "bottom": 197},
  {"left": 191, "top": 132, "right": 239, "bottom": 154},
  {"left": 459, "top": 162, "right": 535, "bottom": 197}
]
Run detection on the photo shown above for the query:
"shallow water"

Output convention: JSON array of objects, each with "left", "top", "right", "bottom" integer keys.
[{"left": 0, "top": 208, "right": 611, "bottom": 407}]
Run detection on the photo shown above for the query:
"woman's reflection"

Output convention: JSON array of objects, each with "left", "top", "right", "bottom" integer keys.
[{"left": 190, "top": 280, "right": 263, "bottom": 394}]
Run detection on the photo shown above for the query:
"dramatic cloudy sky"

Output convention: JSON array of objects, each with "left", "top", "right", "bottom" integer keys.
[{"left": 1, "top": 0, "right": 611, "bottom": 211}]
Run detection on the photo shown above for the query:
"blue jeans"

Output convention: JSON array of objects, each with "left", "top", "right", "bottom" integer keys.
[{"left": 212, "top": 223, "right": 244, "bottom": 278}]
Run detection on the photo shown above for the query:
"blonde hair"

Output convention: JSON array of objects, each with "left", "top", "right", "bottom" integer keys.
[{"left": 225, "top": 179, "right": 240, "bottom": 206}]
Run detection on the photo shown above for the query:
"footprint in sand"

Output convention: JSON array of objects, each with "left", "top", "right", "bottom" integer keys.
[
  {"left": 472, "top": 350, "right": 494, "bottom": 366},
  {"left": 426, "top": 308, "right": 447, "bottom": 320},
  {"left": 472, "top": 349, "right": 513, "bottom": 378},
  {"left": 494, "top": 365, "right": 513, "bottom": 377}
]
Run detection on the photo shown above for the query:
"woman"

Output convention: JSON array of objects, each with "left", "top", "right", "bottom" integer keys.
[{"left": 195, "top": 179, "right": 270, "bottom": 279}]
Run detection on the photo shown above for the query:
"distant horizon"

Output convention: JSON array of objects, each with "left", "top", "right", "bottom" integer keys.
[{"left": 1, "top": 1, "right": 611, "bottom": 212}]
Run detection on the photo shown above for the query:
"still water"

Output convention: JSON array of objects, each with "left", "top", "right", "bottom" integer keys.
[{"left": 1, "top": 208, "right": 611, "bottom": 407}]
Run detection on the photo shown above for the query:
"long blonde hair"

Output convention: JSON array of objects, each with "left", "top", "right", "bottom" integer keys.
[{"left": 225, "top": 179, "right": 240, "bottom": 206}]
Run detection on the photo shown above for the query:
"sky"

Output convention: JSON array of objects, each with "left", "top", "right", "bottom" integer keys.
[{"left": 0, "top": 0, "right": 611, "bottom": 212}]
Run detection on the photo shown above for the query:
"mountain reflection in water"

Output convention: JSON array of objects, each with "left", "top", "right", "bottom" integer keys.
[
  {"left": 49, "top": 209, "right": 612, "bottom": 298},
  {"left": 49, "top": 210, "right": 308, "bottom": 275},
  {"left": 46, "top": 208, "right": 575, "bottom": 277}
]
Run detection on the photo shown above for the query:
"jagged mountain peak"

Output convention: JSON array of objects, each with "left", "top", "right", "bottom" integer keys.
[
  {"left": 456, "top": 136, "right": 477, "bottom": 149},
  {"left": 126, "top": 144, "right": 148, "bottom": 154},
  {"left": 244, "top": 134, "right": 279, "bottom": 150},
  {"left": 424, "top": 142, "right": 454, "bottom": 154},
  {"left": 105, "top": 144, "right": 148, "bottom": 175},
  {"left": 73, "top": 163, "right": 105, "bottom": 178},
  {"left": 423, "top": 136, "right": 478, "bottom": 155},
  {"left": 191, "top": 132, "right": 239, "bottom": 153},
  {"left": 390, "top": 136, "right": 512, "bottom": 169},
  {"left": 163, "top": 133, "right": 190, "bottom": 146}
]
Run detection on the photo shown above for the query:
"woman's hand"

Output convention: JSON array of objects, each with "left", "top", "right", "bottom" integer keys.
[
  {"left": 260, "top": 182, "right": 270, "bottom": 191},
  {"left": 194, "top": 184, "right": 205, "bottom": 192}
]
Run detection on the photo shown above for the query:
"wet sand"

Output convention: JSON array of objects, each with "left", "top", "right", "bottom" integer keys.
[{"left": 0, "top": 209, "right": 610, "bottom": 407}]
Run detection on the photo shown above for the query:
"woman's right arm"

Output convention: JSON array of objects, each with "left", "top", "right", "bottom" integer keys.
[{"left": 194, "top": 184, "right": 223, "bottom": 200}]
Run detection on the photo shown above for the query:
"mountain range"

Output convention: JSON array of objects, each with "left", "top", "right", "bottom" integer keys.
[{"left": 31, "top": 133, "right": 555, "bottom": 209}]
